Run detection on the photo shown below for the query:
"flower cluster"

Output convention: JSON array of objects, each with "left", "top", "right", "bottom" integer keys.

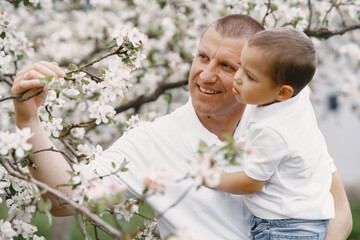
[
  {"left": 0, "top": 127, "right": 33, "bottom": 158},
  {"left": 189, "top": 151, "right": 223, "bottom": 188},
  {"left": 70, "top": 162, "right": 126, "bottom": 204},
  {"left": 42, "top": 117, "right": 63, "bottom": 138},
  {"left": 114, "top": 198, "right": 139, "bottom": 222},
  {"left": 135, "top": 220, "right": 160, "bottom": 240}
]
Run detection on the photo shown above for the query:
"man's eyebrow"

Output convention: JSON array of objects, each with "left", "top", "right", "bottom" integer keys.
[{"left": 222, "top": 59, "right": 240, "bottom": 67}]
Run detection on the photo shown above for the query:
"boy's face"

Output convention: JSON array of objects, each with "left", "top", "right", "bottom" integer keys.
[{"left": 233, "top": 44, "right": 280, "bottom": 107}]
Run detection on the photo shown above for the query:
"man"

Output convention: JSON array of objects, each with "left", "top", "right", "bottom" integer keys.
[{"left": 12, "top": 14, "right": 352, "bottom": 239}]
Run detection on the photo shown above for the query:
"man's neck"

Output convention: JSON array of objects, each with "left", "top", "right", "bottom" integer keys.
[{"left": 196, "top": 106, "right": 246, "bottom": 141}]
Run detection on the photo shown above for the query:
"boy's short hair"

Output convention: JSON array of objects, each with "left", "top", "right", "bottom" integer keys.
[
  {"left": 248, "top": 27, "right": 316, "bottom": 96},
  {"left": 202, "top": 14, "right": 265, "bottom": 40}
]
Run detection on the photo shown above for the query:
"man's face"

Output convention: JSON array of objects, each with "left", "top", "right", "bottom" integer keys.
[{"left": 189, "top": 26, "right": 247, "bottom": 119}]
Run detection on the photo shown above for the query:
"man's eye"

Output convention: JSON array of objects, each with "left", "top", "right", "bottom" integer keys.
[{"left": 199, "top": 54, "right": 207, "bottom": 59}]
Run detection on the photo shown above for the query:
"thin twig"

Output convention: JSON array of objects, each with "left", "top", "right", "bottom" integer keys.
[
  {"left": 321, "top": 0, "right": 337, "bottom": 26},
  {"left": 81, "top": 69, "right": 104, "bottom": 83},
  {"left": 262, "top": 0, "right": 272, "bottom": 26},
  {"left": 0, "top": 89, "right": 43, "bottom": 103},
  {"left": 306, "top": 0, "right": 313, "bottom": 30},
  {"left": 66, "top": 46, "right": 125, "bottom": 75}
]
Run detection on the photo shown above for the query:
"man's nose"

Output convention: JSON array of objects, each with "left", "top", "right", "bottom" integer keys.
[{"left": 199, "top": 62, "right": 217, "bottom": 82}]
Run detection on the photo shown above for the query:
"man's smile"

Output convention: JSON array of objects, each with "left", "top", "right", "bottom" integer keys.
[{"left": 199, "top": 86, "right": 220, "bottom": 94}]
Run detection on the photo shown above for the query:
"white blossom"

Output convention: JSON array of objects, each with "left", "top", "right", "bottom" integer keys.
[
  {"left": 70, "top": 127, "right": 86, "bottom": 139},
  {"left": 127, "top": 27, "right": 148, "bottom": 48},
  {"left": 189, "top": 152, "right": 223, "bottom": 188},
  {"left": 0, "top": 220, "right": 17, "bottom": 239},
  {"left": 114, "top": 198, "right": 139, "bottom": 221},
  {"left": 42, "top": 117, "right": 63, "bottom": 138},
  {"left": 88, "top": 101, "right": 116, "bottom": 125},
  {"left": 0, "top": 51, "right": 12, "bottom": 74}
]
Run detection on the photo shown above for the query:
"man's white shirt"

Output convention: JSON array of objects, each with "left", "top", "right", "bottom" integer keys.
[{"left": 90, "top": 98, "right": 252, "bottom": 240}]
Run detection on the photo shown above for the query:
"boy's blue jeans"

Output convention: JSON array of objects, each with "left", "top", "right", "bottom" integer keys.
[{"left": 250, "top": 215, "right": 329, "bottom": 240}]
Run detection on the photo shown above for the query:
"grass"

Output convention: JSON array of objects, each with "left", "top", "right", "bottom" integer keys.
[
  {"left": 1, "top": 197, "right": 360, "bottom": 239},
  {"left": 0, "top": 198, "right": 154, "bottom": 239},
  {"left": 348, "top": 199, "right": 360, "bottom": 240}
]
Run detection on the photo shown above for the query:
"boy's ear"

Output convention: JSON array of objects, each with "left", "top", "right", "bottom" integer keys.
[{"left": 276, "top": 85, "right": 294, "bottom": 102}]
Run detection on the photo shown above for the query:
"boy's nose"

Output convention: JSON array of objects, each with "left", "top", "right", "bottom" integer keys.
[{"left": 233, "top": 70, "right": 242, "bottom": 84}]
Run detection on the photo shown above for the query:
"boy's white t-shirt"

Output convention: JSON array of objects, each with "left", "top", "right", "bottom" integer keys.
[{"left": 243, "top": 87, "right": 335, "bottom": 220}]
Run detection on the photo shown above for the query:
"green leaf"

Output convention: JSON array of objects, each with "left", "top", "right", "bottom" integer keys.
[
  {"left": 42, "top": 75, "right": 54, "bottom": 82},
  {"left": 99, "top": 68, "right": 106, "bottom": 75},
  {"left": 69, "top": 63, "right": 78, "bottom": 71},
  {"left": 157, "top": 0, "right": 166, "bottom": 8},
  {"left": 119, "top": 158, "right": 129, "bottom": 171},
  {"left": 81, "top": 79, "right": 90, "bottom": 85},
  {"left": 222, "top": 133, "right": 235, "bottom": 144},
  {"left": 197, "top": 140, "right": 208, "bottom": 153},
  {"left": 269, "top": 3, "right": 278, "bottom": 11},
  {"left": 0, "top": 32, "right": 6, "bottom": 39},
  {"left": 105, "top": 39, "right": 116, "bottom": 48},
  {"left": 122, "top": 57, "right": 131, "bottom": 64},
  {"left": 111, "top": 161, "right": 116, "bottom": 169},
  {"left": 20, "top": 158, "right": 30, "bottom": 168},
  {"left": 23, "top": 0, "right": 30, "bottom": 6}
]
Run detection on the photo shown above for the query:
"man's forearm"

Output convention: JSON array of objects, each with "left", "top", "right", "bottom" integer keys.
[
  {"left": 18, "top": 119, "right": 76, "bottom": 216},
  {"left": 326, "top": 172, "right": 352, "bottom": 240}
]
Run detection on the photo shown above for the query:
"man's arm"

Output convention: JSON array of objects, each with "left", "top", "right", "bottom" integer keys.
[
  {"left": 326, "top": 171, "right": 353, "bottom": 240},
  {"left": 12, "top": 61, "right": 76, "bottom": 216}
]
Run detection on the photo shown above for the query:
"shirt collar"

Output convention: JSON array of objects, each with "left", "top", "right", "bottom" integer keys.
[
  {"left": 183, "top": 98, "right": 223, "bottom": 152},
  {"left": 248, "top": 88, "right": 304, "bottom": 123}
]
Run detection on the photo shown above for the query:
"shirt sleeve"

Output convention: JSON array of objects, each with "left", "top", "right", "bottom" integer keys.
[{"left": 244, "top": 126, "right": 289, "bottom": 181}]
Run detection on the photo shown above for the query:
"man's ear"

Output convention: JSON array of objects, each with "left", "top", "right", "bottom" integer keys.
[{"left": 276, "top": 85, "right": 294, "bottom": 102}]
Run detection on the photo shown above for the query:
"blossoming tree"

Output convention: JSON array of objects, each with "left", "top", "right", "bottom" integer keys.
[{"left": 0, "top": 0, "right": 359, "bottom": 239}]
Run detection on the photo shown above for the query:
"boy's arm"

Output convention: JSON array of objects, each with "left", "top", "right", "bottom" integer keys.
[
  {"left": 215, "top": 171, "right": 265, "bottom": 194},
  {"left": 325, "top": 171, "right": 352, "bottom": 240}
]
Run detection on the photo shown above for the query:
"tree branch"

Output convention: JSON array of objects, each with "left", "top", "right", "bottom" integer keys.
[
  {"left": 304, "top": 23, "right": 360, "bottom": 39},
  {"left": 0, "top": 157, "right": 124, "bottom": 239},
  {"left": 115, "top": 79, "right": 188, "bottom": 114}
]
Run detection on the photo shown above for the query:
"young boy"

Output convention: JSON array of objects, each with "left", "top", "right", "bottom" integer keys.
[{"left": 214, "top": 27, "right": 334, "bottom": 239}]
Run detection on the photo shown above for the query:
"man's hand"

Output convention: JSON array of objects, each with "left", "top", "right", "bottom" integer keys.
[{"left": 12, "top": 61, "right": 65, "bottom": 127}]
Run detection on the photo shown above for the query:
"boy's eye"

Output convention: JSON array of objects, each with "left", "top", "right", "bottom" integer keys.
[{"left": 247, "top": 73, "right": 254, "bottom": 80}]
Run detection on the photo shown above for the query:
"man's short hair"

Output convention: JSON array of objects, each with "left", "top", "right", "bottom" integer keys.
[
  {"left": 248, "top": 27, "right": 317, "bottom": 96},
  {"left": 202, "top": 14, "right": 264, "bottom": 40}
]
